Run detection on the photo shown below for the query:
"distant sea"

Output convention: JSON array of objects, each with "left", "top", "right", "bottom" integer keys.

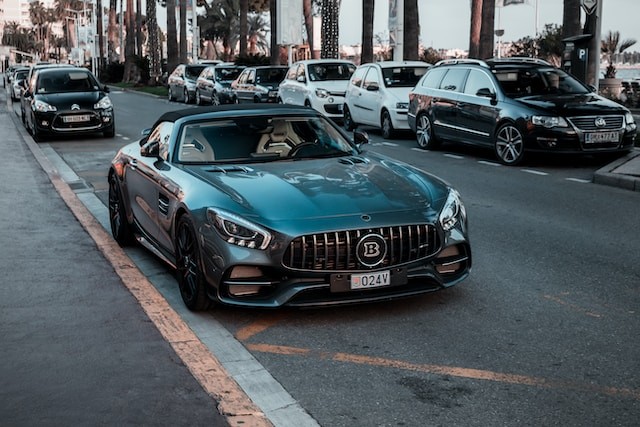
[{"left": 609, "top": 66, "right": 640, "bottom": 80}]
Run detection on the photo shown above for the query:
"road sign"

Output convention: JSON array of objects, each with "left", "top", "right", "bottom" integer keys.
[{"left": 581, "top": 0, "right": 597, "bottom": 14}]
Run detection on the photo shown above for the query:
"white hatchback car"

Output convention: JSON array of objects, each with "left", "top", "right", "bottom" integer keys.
[
  {"left": 343, "top": 61, "right": 431, "bottom": 138},
  {"left": 278, "top": 59, "right": 356, "bottom": 120}
]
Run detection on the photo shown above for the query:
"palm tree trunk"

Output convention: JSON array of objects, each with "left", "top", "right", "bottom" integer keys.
[
  {"left": 403, "top": 0, "right": 419, "bottom": 60},
  {"left": 321, "top": 0, "right": 340, "bottom": 59},
  {"left": 97, "top": 0, "right": 104, "bottom": 70},
  {"left": 239, "top": 0, "right": 248, "bottom": 56},
  {"left": 107, "top": 0, "right": 117, "bottom": 62},
  {"left": 469, "top": 0, "right": 482, "bottom": 58},
  {"left": 167, "top": 0, "right": 179, "bottom": 73},
  {"left": 147, "top": 0, "right": 160, "bottom": 84},
  {"left": 479, "top": 0, "right": 495, "bottom": 59},
  {"left": 136, "top": 0, "right": 143, "bottom": 57},
  {"left": 179, "top": 0, "right": 187, "bottom": 62},
  {"left": 361, "top": 0, "right": 374, "bottom": 64},
  {"left": 123, "top": 0, "right": 137, "bottom": 82},
  {"left": 562, "top": 0, "right": 581, "bottom": 39},
  {"left": 270, "top": 0, "right": 279, "bottom": 64},
  {"left": 303, "top": 0, "right": 317, "bottom": 59}
]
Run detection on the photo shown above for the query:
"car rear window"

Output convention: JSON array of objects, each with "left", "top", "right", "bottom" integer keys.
[
  {"left": 308, "top": 63, "right": 355, "bottom": 81},
  {"left": 494, "top": 67, "right": 590, "bottom": 97},
  {"left": 382, "top": 67, "right": 429, "bottom": 87}
]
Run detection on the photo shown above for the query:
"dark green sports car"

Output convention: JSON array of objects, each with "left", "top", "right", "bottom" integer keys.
[{"left": 108, "top": 104, "right": 471, "bottom": 310}]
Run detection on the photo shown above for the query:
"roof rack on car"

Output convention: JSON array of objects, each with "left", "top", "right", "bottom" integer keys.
[
  {"left": 434, "top": 58, "right": 489, "bottom": 68},
  {"left": 487, "top": 57, "right": 552, "bottom": 66}
]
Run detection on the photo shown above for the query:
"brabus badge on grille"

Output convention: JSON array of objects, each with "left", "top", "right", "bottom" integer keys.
[
  {"left": 595, "top": 117, "right": 606, "bottom": 128},
  {"left": 71, "top": 104, "right": 80, "bottom": 111},
  {"left": 356, "top": 234, "right": 387, "bottom": 267}
]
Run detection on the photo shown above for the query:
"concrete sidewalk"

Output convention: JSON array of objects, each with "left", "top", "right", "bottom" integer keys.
[
  {"left": 593, "top": 148, "right": 640, "bottom": 192},
  {"left": 0, "top": 88, "right": 235, "bottom": 424}
]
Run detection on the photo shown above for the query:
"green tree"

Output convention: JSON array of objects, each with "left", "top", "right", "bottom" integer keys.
[
  {"left": 601, "top": 30, "right": 637, "bottom": 78},
  {"left": 508, "top": 24, "right": 565, "bottom": 67}
]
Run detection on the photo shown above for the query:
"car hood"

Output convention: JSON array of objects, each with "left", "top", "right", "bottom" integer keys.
[
  {"left": 36, "top": 91, "right": 103, "bottom": 110},
  {"left": 310, "top": 80, "right": 350, "bottom": 92},
  {"left": 185, "top": 153, "right": 449, "bottom": 223},
  {"left": 385, "top": 87, "right": 413, "bottom": 103},
  {"left": 516, "top": 93, "right": 628, "bottom": 116}
]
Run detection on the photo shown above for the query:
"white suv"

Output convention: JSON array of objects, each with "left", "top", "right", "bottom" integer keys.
[
  {"left": 343, "top": 61, "right": 431, "bottom": 138},
  {"left": 278, "top": 59, "right": 356, "bottom": 120}
]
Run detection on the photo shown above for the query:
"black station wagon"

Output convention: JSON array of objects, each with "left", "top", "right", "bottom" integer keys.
[{"left": 408, "top": 58, "right": 637, "bottom": 165}]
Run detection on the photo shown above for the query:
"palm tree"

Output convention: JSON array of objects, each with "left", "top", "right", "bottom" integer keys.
[
  {"left": 270, "top": 0, "right": 278, "bottom": 64},
  {"left": 147, "top": 0, "right": 161, "bottom": 83},
  {"left": 479, "top": 0, "right": 495, "bottom": 59},
  {"left": 321, "top": 0, "right": 340, "bottom": 59},
  {"left": 468, "top": 0, "right": 482, "bottom": 58},
  {"left": 247, "top": 14, "right": 269, "bottom": 54},
  {"left": 166, "top": 0, "right": 179, "bottom": 72},
  {"left": 303, "top": 0, "right": 316, "bottom": 59},
  {"left": 562, "top": 0, "right": 581, "bottom": 40},
  {"left": 403, "top": 0, "right": 419, "bottom": 60},
  {"left": 601, "top": 30, "right": 637, "bottom": 78},
  {"left": 123, "top": 0, "right": 137, "bottom": 81},
  {"left": 239, "top": 0, "right": 248, "bottom": 56},
  {"left": 29, "top": 1, "right": 52, "bottom": 60},
  {"left": 179, "top": 0, "right": 187, "bottom": 62},
  {"left": 361, "top": 0, "right": 374, "bottom": 64}
]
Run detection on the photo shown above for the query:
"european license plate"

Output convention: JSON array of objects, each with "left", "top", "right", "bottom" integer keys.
[
  {"left": 63, "top": 115, "right": 91, "bottom": 123},
  {"left": 351, "top": 270, "right": 391, "bottom": 290},
  {"left": 585, "top": 132, "right": 618, "bottom": 143}
]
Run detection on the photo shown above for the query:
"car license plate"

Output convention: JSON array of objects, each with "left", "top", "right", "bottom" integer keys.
[
  {"left": 351, "top": 270, "right": 390, "bottom": 290},
  {"left": 585, "top": 132, "right": 618, "bottom": 143},
  {"left": 63, "top": 115, "right": 91, "bottom": 123}
]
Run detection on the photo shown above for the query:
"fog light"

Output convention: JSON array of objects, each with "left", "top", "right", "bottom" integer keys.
[
  {"left": 435, "top": 245, "right": 463, "bottom": 274},
  {"left": 328, "top": 97, "right": 334, "bottom": 103},
  {"left": 228, "top": 285, "right": 263, "bottom": 296},
  {"left": 41, "top": 120, "right": 49, "bottom": 126},
  {"left": 230, "top": 266, "right": 263, "bottom": 279},
  {"left": 537, "top": 137, "right": 557, "bottom": 148}
]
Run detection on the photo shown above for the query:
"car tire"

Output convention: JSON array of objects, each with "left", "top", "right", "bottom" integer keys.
[
  {"left": 212, "top": 92, "right": 220, "bottom": 106},
  {"left": 103, "top": 125, "right": 115, "bottom": 138},
  {"left": 415, "top": 113, "right": 440, "bottom": 150},
  {"left": 168, "top": 87, "right": 175, "bottom": 102},
  {"left": 176, "top": 215, "right": 212, "bottom": 311},
  {"left": 381, "top": 109, "right": 395, "bottom": 139},
  {"left": 30, "top": 121, "right": 45, "bottom": 142},
  {"left": 108, "top": 173, "right": 136, "bottom": 246},
  {"left": 183, "top": 88, "right": 191, "bottom": 104},
  {"left": 343, "top": 106, "right": 356, "bottom": 131},
  {"left": 494, "top": 122, "right": 525, "bottom": 165},
  {"left": 195, "top": 90, "right": 203, "bottom": 105}
]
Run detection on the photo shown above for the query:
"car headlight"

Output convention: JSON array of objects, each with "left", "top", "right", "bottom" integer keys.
[
  {"left": 625, "top": 112, "right": 636, "bottom": 126},
  {"left": 33, "top": 100, "right": 57, "bottom": 112},
  {"left": 95, "top": 96, "right": 113, "bottom": 109},
  {"left": 531, "top": 116, "right": 568, "bottom": 128},
  {"left": 439, "top": 189, "right": 466, "bottom": 232},
  {"left": 396, "top": 102, "right": 409, "bottom": 109},
  {"left": 220, "top": 86, "right": 233, "bottom": 93},
  {"left": 207, "top": 208, "right": 272, "bottom": 250},
  {"left": 315, "top": 88, "right": 330, "bottom": 98}
]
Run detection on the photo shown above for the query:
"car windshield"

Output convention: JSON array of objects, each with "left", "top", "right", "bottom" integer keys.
[
  {"left": 215, "top": 67, "right": 243, "bottom": 81},
  {"left": 308, "top": 63, "right": 355, "bottom": 81},
  {"left": 382, "top": 66, "right": 429, "bottom": 87},
  {"left": 37, "top": 70, "right": 97, "bottom": 93},
  {"left": 177, "top": 116, "right": 356, "bottom": 164},
  {"left": 256, "top": 68, "right": 287, "bottom": 84},
  {"left": 494, "top": 67, "right": 590, "bottom": 97},
  {"left": 15, "top": 70, "right": 28, "bottom": 80},
  {"left": 185, "top": 65, "right": 207, "bottom": 79}
]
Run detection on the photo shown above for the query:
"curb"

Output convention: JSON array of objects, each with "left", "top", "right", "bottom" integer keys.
[{"left": 593, "top": 148, "right": 640, "bottom": 192}]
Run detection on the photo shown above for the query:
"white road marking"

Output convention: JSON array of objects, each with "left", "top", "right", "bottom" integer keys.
[
  {"left": 478, "top": 160, "right": 501, "bottom": 167},
  {"left": 444, "top": 154, "right": 464, "bottom": 159},
  {"left": 381, "top": 142, "right": 398, "bottom": 146},
  {"left": 566, "top": 177, "right": 591, "bottom": 183},
  {"left": 522, "top": 169, "right": 549, "bottom": 176}
]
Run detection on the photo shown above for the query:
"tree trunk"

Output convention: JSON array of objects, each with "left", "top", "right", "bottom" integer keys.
[
  {"left": 361, "top": 0, "right": 374, "bottom": 64},
  {"left": 239, "top": 0, "right": 248, "bottom": 56},
  {"left": 469, "top": 0, "right": 482, "bottom": 58},
  {"left": 123, "top": 0, "right": 138, "bottom": 82},
  {"left": 179, "top": 0, "right": 187, "bottom": 63},
  {"left": 167, "top": 0, "right": 179, "bottom": 73},
  {"left": 107, "top": 0, "right": 117, "bottom": 62},
  {"left": 303, "top": 0, "right": 317, "bottom": 59},
  {"left": 147, "top": 0, "right": 160, "bottom": 84},
  {"left": 403, "top": 0, "right": 419, "bottom": 60},
  {"left": 136, "top": 0, "right": 143, "bottom": 57},
  {"left": 321, "top": 0, "right": 340, "bottom": 59},
  {"left": 562, "top": 0, "right": 581, "bottom": 39},
  {"left": 270, "top": 0, "right": 279, "bottom": 64},
  {"left": 97, "top": 0, "right": 105, "bottom": 70},
  {"left": 479, "top": 0, "right": 495, "bottom": 59}
]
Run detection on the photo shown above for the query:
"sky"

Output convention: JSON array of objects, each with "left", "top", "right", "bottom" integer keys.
[{"left": 338, "top": 0, "right": 640, "bottom": 51}]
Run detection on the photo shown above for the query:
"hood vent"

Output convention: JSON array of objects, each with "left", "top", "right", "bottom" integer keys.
[
  {"left": 205, "top": 165, "right": 250, "bottom": 174},
  {"left": 338, "top": 157, "right": 368, "bottom": 166}
]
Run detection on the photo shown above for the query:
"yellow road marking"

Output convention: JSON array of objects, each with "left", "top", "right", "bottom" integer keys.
[
  {"left": 235, "top": 314, "right": 289, "bottom": 341},
  {"left": 247, "top": 343, "right": 640, "bottom": 401}
]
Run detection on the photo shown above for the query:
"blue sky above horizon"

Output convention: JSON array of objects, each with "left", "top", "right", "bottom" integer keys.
[{"left": 339, "top": 0, "right": 640, "bottom": 51}]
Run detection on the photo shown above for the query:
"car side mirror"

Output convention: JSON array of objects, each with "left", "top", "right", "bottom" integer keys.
[
  {"left": 366, "top": 83, "right": 379, "bottom": 92},
  {"left": 103, "top": 85, "right": 110, "bottom": 93},
  {"left": 476, "top": 88, "right": 495, "bottom": 99},
  {"left": 140, "top": 139, "right": 160, "bottom": 158},
  {"left": 297, "top": 75, "right": 306, "bottom": 83},
  {"left": 588, "top": 84, "right": 597, "bottom": 93},
  {"left": 354, "top": 129, "right": 369, "bottom": 147}
]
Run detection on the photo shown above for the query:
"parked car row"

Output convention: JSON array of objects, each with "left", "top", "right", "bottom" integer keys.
[{"left": 9, "top": 62, "right": 115, "bottom": 142}]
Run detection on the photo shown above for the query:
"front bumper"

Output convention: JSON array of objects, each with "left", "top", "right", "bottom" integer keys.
[{"left": 33, "top": 108, "right": 114, "bottom": 135}]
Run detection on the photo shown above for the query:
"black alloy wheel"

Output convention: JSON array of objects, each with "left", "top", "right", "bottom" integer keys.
[
  {"left": 175, "top": 216, "right": 211, "bottom": 311},
  {"left": 212, "top": 92, "right": 220, "bottom": 106},
  {"left": 415, "top": 113, "right": 440, "bottom": 150},
  {"left": 108, "top": 174, "right": 135, "bottom": 246},
  {"left": 381, "top": 109, "right": 395, "bottom": 139},
  {"left": 343, "top": 106, "right": 356, "bottom": 131},
  {"left": 494, "top": 123, "right": 525, "bottom": 165}
]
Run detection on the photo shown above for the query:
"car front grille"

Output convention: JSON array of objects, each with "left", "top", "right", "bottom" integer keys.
[
  {"left": 52, "top": 112, "right": 102, "bottom": 131},
  {"left": 568, "top": 115, "right": 624, "bottom": 131},
  {"left": 283, "top": 224, "right": 440, "bottom": 272}
]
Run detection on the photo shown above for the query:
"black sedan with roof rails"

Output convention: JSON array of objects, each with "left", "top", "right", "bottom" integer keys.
[
  {"left": 108, "top": 104, "right": 471, "bottom": 310},
  {"left": 23, "top": 67, "right": 114, "bottom": 142}
]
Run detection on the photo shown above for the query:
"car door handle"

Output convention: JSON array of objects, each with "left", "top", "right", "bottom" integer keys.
[{"left": 130, "top": 159, "right": 138, "bottom": 170}]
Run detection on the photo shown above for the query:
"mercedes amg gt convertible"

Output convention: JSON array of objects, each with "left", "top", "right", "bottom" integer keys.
[{"left": 108, "top": 104, "right": 471, "bottom": 310}]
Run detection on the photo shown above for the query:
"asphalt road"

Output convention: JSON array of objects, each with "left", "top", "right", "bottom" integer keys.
[{"left": 11, "top": 89, "right": 640, "bottom": 426}]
